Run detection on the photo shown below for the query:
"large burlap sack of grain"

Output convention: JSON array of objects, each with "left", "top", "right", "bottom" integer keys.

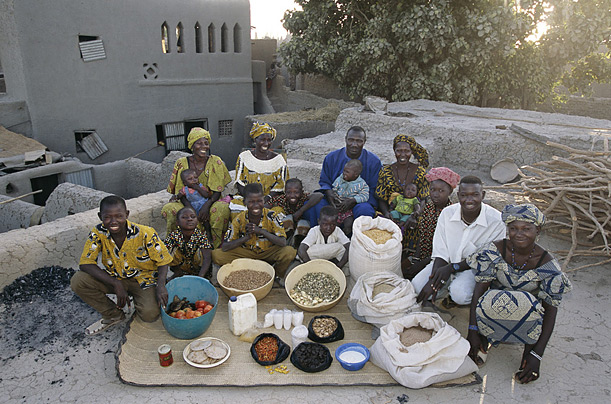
[
  {"left": 370, "top": 312, "right": 478, "bottom": 389},
  {"left": 348, "top": 216, "right": 402, "bottom": 282},
  {"left": 347, "top": 272, "right": 420, "bottom": 328}
]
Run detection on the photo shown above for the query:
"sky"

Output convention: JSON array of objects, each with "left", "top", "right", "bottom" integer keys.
[{"left": 250, "top": 0, "right": 299, "bottom": 39}]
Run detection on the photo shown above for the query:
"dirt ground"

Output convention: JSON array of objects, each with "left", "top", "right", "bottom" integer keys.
[{"left": 0, "top": 232, "right": 609, "bottom": 404}]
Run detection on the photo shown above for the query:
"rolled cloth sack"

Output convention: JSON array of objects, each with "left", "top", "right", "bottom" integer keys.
[
  {"left": 349, "top": 216, "right": 402, "bottom": 282},
  {"left": 369, "top": 312, "right": 478, "bottom": 389},
  {"left": 347, "top": 272, "right": 420, "bottom": 328}
]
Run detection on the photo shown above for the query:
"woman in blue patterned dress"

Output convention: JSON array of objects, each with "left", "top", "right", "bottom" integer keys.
[{"left": 466, "top": 204, "right": 571, "bottom": 384}]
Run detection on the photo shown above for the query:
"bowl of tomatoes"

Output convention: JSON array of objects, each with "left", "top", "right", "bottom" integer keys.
[{"left": 160, "top": 275, "right": 219, "bottom": 339}]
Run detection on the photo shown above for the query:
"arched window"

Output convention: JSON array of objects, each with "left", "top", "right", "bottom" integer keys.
[
  {"left": 161, "top": 22, "right": 170, "bottom": 53},
  {"left": 233, "top": 24, "right": 242, "bottom": 53},
  {"left": 195, "top": 22, "right": 203, "bottom": 53},
  {"left": 176, "top": 22, "right": 184, "bottom": 53},
  {"left": 221, "top": 23, "right": 228, "bottom": 53},
  {"left": 208, "top": 23, "right": 216, "bottom": 53}
]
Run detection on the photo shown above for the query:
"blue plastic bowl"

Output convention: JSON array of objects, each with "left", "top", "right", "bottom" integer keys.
[
  {"left": 335, "top": 343, "right": 370, "bottom": 371},
  {"left": 160, "top": 275, "right": 219, "bottom": 339}
]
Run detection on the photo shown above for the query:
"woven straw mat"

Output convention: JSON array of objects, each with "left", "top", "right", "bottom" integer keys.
[{"left": 116, "top": 288, "right": 480, "bottom": 387}]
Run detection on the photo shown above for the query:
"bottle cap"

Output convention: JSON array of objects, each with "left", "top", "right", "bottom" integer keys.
[{"left": 230, "top": 296, "right": 237, "bottom": 302}]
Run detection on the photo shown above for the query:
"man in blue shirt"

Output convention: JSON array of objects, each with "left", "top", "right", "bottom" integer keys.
[{"left": 306, "top": 126, "right": 382, "bottom": 225}]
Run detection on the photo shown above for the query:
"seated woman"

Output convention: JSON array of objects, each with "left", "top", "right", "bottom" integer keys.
[
  {"left": 233, "top": 122, "right": 289, "bottom": 206},
  {"left": 161, "top": 127, "right": 232, "bottom": 248},
  {"left": 404, "top": 167, "right": 460, "bottom": 279},
  {"left": 375, "top": 134, "right": 430, "bottom": 252},
  {"left": 466, "top": 204, "right": 572, "bottom": 384}
]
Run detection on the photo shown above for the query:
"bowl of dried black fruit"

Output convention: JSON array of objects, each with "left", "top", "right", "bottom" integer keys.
[{"left": 290, "top": 342, "right": 333, "bottom": 373}]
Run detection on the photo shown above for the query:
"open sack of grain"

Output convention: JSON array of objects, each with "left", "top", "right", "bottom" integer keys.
[
  {"left": 369, "top": 312, "right": 478, "bottom": 389},
  {"left": 347, "top": 272, "right": 420, "bottom": 328},
  {"left": 348, "top": 217, "right": 402, "bottom": 283}
]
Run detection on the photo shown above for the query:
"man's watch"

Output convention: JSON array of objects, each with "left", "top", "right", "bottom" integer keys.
[{"left": 452, "top": 263, "right": 461, "bottom": 272}]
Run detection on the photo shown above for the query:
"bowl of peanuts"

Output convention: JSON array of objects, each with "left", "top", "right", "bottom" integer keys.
[{"left": 217, "top": 258, "right": 275, "bottom": 301}]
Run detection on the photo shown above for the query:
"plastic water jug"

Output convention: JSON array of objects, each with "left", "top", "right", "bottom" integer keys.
[{"left": 228, "top": 293, "right": 257, "bottom": 336}]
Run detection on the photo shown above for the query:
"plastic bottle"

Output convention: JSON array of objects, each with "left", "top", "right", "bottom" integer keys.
[
  {"left": 283, "top": 309, "right": 292, "bottom": 330},
  {"left": 228, "top": 293, "right": 257, "bottom": 336},
  {"left": 291, "top": 325, "right": 308, "bottom": 348}
]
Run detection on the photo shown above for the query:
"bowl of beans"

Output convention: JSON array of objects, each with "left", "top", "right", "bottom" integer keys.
[
  {"left": 217, "top": 258, "right": 275, "bottom": 301},
  {"left": 285, "top": 259, "right": 346, "bottom": 312}
]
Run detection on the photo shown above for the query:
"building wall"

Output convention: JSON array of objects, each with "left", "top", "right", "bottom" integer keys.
[{"left": 2, "top": 0, "right": 252, "bottom": 167}]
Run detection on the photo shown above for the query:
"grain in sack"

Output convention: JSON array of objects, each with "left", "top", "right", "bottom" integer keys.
[{"left": 348, "top": 216, "right": 402, "bottom": 283}]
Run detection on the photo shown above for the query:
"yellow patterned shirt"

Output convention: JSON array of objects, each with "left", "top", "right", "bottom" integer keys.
[
  {"left": 79, "top": 220, "right": 173, "bottom": 288},
  {"left": 224, "top": 208, "right": 286, "bottom": 253}
]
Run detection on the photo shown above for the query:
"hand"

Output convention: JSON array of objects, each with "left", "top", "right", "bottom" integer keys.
[
  {"left": 405, "top": 216, "right": 418, "bottom": 230},
  {"left": 326, "top": 190, "right": 341, "bottom": 207},
  {"left": 198, "top": 203, "right": 211, "bottom": 222},
  {"left": 467, "top": 331, "right": 488, "bottom": 365},
  {"left": 338, "top": 197, "right": 356, "bottom": 213},
  {"left": 156, "top": 283, "right": 169, "bottom": 308},
  {"left": 245, "top": 223, "right": 256, "bottom": 235},
  {"left": 113, "top": 281, "right": 129, "bottom": 308},
  {"left": 517, "top": 354, "right": 541, "bottom": 383},
  {"left": 416, "top": 264, "right": 452, "bottom": 302}
]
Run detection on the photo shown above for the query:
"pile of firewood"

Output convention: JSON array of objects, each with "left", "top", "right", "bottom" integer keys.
[{"left": 499, "top": 139, "right": 610, "bottom": 272}]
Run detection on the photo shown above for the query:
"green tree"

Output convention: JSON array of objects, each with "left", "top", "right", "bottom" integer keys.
[{"left": 281, "top": 0, "right": 610, "bottom": 108}]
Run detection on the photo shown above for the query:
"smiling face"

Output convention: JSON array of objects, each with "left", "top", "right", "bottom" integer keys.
[
  {"left": 285, "top": 182, "right": 303, "bottom": 205},
  {"left": 319, "top": 214, "right": 338, "bottom": 238},
  {"left": 507, "top": 220, "right": 539, "bottom": 249},
  {"left": 458, "top": 183, "right": 485, "bottom": 215},
  {"left": 394, "top": 141, "right": 412, "bottom": 166},
  {"left": 176, "top": 207, "right": 198, "bottom": 231},
  {"left": 345, "top": 129, "right": 366, "bottom": 159},
  {"left": 98, "top": 203, "right": 129, "bottom": 236},
  {"left": 254, "top": 133, "right": 273, "bottom": 154},
  {"left": 245, "top": 191, "right": 265, "bottom": 217},
  {"left": 191, "top": 137, "right": 210, "bottom": 158},
  {"left": 430, "top": 179, "right": 452, "bottom": 207}
]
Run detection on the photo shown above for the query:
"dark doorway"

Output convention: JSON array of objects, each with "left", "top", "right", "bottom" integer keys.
[{"left": 30, "top": 174, "right": 59, "bottom": 206}]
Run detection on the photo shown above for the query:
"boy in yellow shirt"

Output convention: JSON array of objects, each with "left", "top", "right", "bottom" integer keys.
[
  {"left": 71, "top": 195, "right": 172, "bottom": 335},
  {"left": 212, "top": 183, "right": 296, "bottom": 286}
]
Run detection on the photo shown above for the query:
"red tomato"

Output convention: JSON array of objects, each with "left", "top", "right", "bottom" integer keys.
[
  {"left": 196, "top": 308, "right": 205, "bottom": 314},
  {"left": 193, "top": 311, "right": 202, "bottom": 317},
  {"left": 195, "top": 300, "right": 209, "bottom": 310},
  {"left": 175, "top": 311, "right": 186, "bottom": 319},
  {"left": 186, "top": 310, "right": 197, "bottom": 319},
  {"left": 203, "top": 304, "right": 214, "bottom": 314}
]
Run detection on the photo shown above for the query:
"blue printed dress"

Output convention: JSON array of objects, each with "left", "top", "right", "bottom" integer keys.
[{"left": 466, "top": 241, "right": 572, "bottom": 345}]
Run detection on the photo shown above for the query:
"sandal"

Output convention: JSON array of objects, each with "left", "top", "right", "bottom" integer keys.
[{"left": 85, "top": 313, "right": 126, "bottom": 336}]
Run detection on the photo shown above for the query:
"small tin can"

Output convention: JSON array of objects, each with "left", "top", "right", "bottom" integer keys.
[{"left": 158, "top": 344, "right": 173, "bottom": 367}]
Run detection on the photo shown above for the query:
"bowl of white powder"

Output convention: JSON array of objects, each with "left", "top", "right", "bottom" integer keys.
[{"left": 335, "top": 342, "right": 370, "bottom": 371}]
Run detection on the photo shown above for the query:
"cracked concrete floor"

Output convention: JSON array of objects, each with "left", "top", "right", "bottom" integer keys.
[{"left": 1, "top": 235, "right": 609, "bottom": 404}]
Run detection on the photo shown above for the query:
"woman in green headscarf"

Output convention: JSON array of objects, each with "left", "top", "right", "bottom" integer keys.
[{"left": 161, "top": 127, "right": 231, "bottom": 248}]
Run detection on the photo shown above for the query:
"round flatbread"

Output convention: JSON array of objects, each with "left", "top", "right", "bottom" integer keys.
[
  {"left": 190, "top": 340, "right": 212, "bottom": 351},
  {"left": 204, "top": 344, "right": 227, "bottom": 360},
  {"left": 187, "top": 350, "right": 208, "bottom": 364}
]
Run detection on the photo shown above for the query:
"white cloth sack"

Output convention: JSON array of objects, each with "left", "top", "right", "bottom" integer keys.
[
  {"left": 370, "top": 312, "right": 478, "bottom": 389},
  {"left": 348, "top": 216, "right": 402, "bottom": 282},
  {"left": 347, "top": 272, "right": 420, "bottom": 328}
]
